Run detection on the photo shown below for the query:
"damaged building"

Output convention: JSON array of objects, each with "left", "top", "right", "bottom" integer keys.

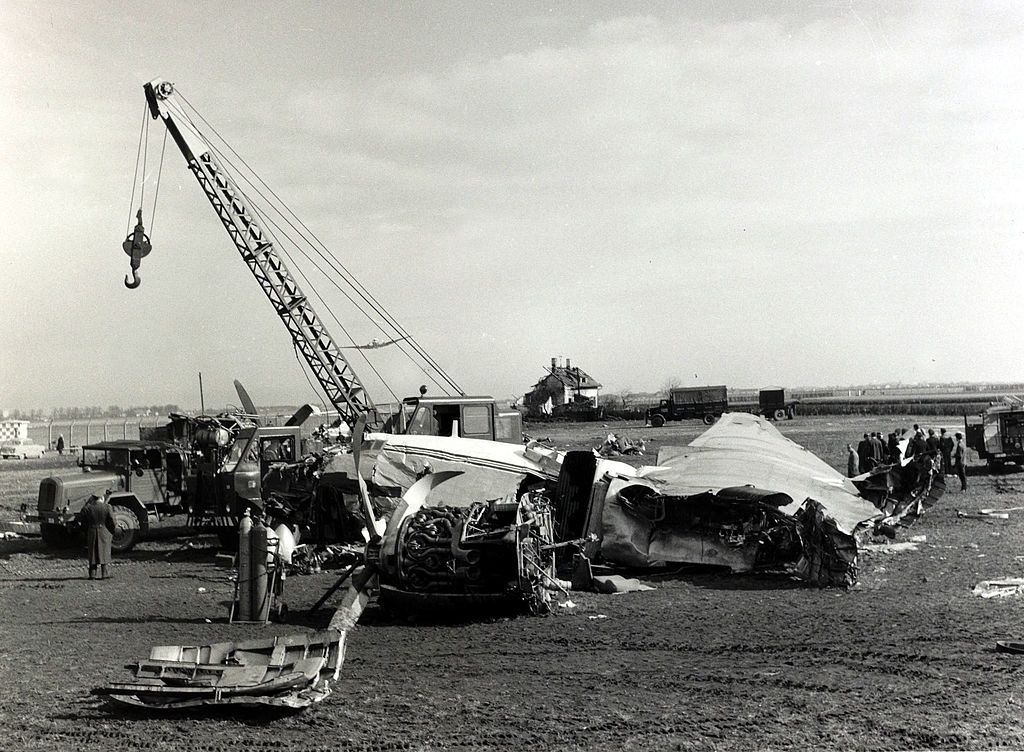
[{"left": 523, "top": 357, "right": 603, "bottom": 419}]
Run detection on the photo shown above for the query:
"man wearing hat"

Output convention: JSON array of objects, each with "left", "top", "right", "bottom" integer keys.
[{"left": 81, "top": 491, "right": 116, "bottom": 579}]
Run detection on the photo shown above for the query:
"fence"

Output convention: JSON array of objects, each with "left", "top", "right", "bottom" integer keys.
[{"left": 26, "top": 418, "right": 171, "bottom": 450}]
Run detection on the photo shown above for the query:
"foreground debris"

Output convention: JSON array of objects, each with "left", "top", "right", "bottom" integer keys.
[{"left": 93, "top": 629, "right": 344, "bottom": 710}]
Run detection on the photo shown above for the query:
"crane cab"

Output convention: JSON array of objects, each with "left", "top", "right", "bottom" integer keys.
[{"left": 398, "top": 396, "right": 522, "bottom": 444}]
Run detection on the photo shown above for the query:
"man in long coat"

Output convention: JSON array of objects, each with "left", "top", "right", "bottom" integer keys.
[{"left": 81, "top": 493, "right": 116, "bottom": 579}]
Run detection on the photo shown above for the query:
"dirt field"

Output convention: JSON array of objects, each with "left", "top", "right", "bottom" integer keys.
[{"left": 3, "top": 416, "right": 1024, "bottom": 751}]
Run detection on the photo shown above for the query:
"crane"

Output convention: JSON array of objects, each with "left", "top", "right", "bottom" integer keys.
[
  {"left": 137, "top": 78, "right": 379, "bottom": 426},
  {"left": 125, "top": 77, "right": 519, "bottom": 451}
]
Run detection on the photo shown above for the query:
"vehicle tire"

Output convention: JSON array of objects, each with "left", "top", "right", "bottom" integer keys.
[
  {"left": 651, "top": 414, "right": 666, "bottom": 428},
  {"left": 40, "top": 523, "right": 75, "bottom": 549},
  {"left": 702, "top": 414, "right": 715, "bottom": 425},
  {"left": 110, "top": 505, "right": 141, "bottom": 553},
  {"left": 774, "top": 409, "right": 787, "bottom": 421}
]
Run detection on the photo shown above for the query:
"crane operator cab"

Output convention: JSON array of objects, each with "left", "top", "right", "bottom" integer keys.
[{"left": 398, "top": 396, "right": 523, "bottom": 444}]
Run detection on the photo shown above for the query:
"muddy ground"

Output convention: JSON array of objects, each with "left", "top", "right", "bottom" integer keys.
[{"left": 3, "top": 416, "right": 1024, "bottom": 751}]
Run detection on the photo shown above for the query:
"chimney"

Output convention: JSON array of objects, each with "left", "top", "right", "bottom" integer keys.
[
  {"left": 565, "top": 358, "right": 571, "bottom": 369},
  {"left": 551, "top": 357, "right": 557, "bottom": 370}
]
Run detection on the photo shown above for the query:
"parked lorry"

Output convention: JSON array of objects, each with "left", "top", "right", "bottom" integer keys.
[
  {"left": 647, "top": 385, "right": 729, "bottom": 427},
  {"left": 31, "top": 439, "right": 188, "bottom": 552},
  {"left": 965, "top": 404, "right": 1024, "bottom": 467},
  {"left": 757, "top": 388, "right": 798, "bottom": 421}
]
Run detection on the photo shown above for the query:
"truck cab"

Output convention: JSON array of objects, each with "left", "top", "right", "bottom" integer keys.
[
  {"left": 965, "top": 405, "right": 1024, "bottom": 467},
  {"left": 34, "top": 440, "right": 186, "bottom": 551},
  {"left": 397, "top": 396, "right": 523, "bottom": 443},
  {"left": 186, "top": 425, "right": 303, "bottom": 527}
]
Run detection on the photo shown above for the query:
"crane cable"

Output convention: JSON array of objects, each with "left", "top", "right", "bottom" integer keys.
[
  {"left": 125, "top": 102, "right": 148, "bottom": 234},
  {"left": 173, "top": 91, "right": 464, "bottom": 396},
  {"left": 125, "top": 104, "right": 169, "bottom": 237}
]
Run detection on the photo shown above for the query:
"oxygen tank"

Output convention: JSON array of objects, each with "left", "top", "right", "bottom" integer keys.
[
  {"left": 236, "top": 509, "right": 253, "bottom": 621},
  {"left": 250, "top": 520, "right": 270, "bottom": 622}
]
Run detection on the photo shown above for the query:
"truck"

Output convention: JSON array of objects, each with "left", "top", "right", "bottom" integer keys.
[
  {"left": 32, "top": 439, "right": 188, "bottom": 552},
  {"left": 965, "top": 404, "right": 1024, "bottom": 467},
  {"left": 647, "top": 385, "right": 729, "bottom": 427},
  {"left": 756, "top": 387, "right": 798, "bottom": 421}
]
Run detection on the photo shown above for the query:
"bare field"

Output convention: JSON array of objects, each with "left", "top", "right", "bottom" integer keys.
[{"left": 3, "top": 416, "right": 1024, "bottom": 751}]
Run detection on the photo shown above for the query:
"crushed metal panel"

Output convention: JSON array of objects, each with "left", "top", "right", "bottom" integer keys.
[
  {"left": 647, "top": 412, "right": 881, "bottom": 535},
  {"left": 367, "top": 433, "right": 560, "bottom": 507}
]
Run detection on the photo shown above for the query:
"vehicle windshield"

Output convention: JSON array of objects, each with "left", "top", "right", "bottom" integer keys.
[
  {"left": 221, "top": 431, "right": 258, "bottom": 472},
  {"left": 81, "top": 448, "right": 106, "bottom": 468},
  {"left": 405, "top": 404, "right": 439, "bottom": 436}
]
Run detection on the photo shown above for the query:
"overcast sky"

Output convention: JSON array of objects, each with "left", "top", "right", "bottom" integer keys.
[{"left": 1, "top": 1, "right": 1022, "bottom": 411}]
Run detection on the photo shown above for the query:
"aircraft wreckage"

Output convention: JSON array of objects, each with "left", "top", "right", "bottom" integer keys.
[
  {"left": 332, "top": 412, "right": 945, "bottom": 589},
  {"left": 95, "top": 414, "right": 944, "bottom": 711}
]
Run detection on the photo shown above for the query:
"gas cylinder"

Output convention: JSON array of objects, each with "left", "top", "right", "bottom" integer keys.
[
  {"left": 236, "top": 509, "right": 253, "bottom": 621},
  {"left": 250, "top": 520, "right": 270, "bottom": 622}
]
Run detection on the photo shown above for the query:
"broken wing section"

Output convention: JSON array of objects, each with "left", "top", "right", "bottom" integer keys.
[{"left": 590, "top": 413, "right": 881, "bottom": 586}]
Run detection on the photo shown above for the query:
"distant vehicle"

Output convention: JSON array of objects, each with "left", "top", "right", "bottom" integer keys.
[
  {"left": 0, "top": 438, "right": 46, "bottom": 459},
  {"left": 647, "top": 385, "right": 729, "bottom": 427},
  {"left": 965, "top": 404, "right": 1024, "bottom": 467},
  {"left": 757, "top": 387, "right": 798, "bottom": 421}
]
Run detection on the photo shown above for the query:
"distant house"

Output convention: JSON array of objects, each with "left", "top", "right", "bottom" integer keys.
[{"left": 523, "top": 357, "right": 602, "bottom": 417}]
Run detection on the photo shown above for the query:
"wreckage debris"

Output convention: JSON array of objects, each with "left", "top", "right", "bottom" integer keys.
[
  {"left": 596, "top": 433, "right": 645, "bottom": 457},
  {"left": 973, "top": 579, "right": 1024, "bottom": 599},
  {"left": 93, "top": 629, "right": 344, "bottom": 711}
]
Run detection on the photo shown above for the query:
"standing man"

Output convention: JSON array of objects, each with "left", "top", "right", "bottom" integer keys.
[
  {"left": 56, "top": 434, "right": 65, "bottom": 456},
  {"left": 953, "top": 432, "right": 968, "bottom": 492},
  {"left": 938, "top": 428, "right": 954, "bottom": 475},
  {"left": 870, "top": 432, "right": 885, "bottom": 466},
  {"left": 926, "top": 428, "right": 940, "bottom": 455},
  {"left": 81, "top": 492, "right": 116, "bottom": 580},
  {"left": 847, "top": 443, "right": 859, "bottom": 477},
  {"left": 887, "top": 432, "right": 900, "bottom": 463},
  {"left": 857, "top": 433, "right": 873, "bottom": 473}
]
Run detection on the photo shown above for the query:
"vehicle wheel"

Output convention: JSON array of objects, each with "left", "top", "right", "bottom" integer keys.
[
  {"left": 651, "top": 414, "right": 666, "bottom": 428},
  {"left": 40, "top": 523, "right": 75, "bottom": 549},
  {"left": 110, "top": 505, "right": 141, "bottom": 552},
  {"left": 702, "top": 414, "right": 715, "bottom": 425},
  {"left": 774, "top": 409, "right": 787, "bottom": 421}
]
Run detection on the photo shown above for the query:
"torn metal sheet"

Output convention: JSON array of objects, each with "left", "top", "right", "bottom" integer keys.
[
  {"left": 643, "top": 413, "right": 881, "bottom": 536},
  {"left": 548, "top": 413, "right": 888, "bottom": 586},
  {"left": 94, "top": 629, "right": 344, "bottom": 711},
  {"left": 366, "top": 433, "right": 562, "bottom": 507}
]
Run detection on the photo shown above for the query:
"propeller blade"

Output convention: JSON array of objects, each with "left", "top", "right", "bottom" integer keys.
[
  {"left": 285, "top": 403, "right": 316, "bottom": 426},
  {"left": 352, "top": 414, "right": 384, "bottom": 541},
  {"left": 233, "top": 379, "right": 258, "bottom": 416}
]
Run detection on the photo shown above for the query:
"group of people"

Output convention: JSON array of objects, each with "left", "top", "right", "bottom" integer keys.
[{"left": 846, "top": 424, "right": 968, "bottom": 491}]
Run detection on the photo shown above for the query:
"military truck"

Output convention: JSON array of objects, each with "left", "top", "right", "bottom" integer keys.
[
  {"left": 758, "top": 387, "right": 798, "bottom": 421},
  {"left": 647, "top": 385, "right": 729, "bottom": 427},
  {"left": 32, "top": 440, "right": 188, "bottom": 551},
  {"left": 965, "top": 404, "right": 1024, "bottom": 467}
]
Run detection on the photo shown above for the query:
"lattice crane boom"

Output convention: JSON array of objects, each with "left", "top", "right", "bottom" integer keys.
[{"left": 142, "top": 78, "right": 376, "bottom": 426}]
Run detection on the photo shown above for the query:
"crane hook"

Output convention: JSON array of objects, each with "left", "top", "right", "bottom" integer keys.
[{"left": 122, "top": 208, "right": 152, "bottom": 290}]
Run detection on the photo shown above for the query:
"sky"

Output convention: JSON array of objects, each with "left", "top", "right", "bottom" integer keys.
[{"left": 1, "top": 1, "right": 1022, "bottom": 412}]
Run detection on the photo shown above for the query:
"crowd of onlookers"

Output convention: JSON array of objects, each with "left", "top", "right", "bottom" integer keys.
[{"left": 846, "top": 424, "right": 968, "bottom": 491}]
